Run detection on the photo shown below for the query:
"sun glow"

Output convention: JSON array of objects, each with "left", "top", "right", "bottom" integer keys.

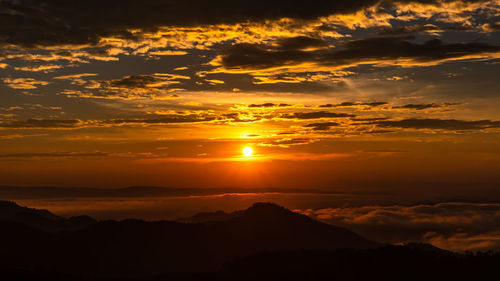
[{"left": 242, "top": 146, "right": 254, "bottom": 157}]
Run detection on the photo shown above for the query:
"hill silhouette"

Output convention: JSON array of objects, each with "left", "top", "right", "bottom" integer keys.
[
  {"left": 0, "top": 201, "right": 376, "bottom": 277},
  {"left": 0, "top": 201, "right": 96, "bottom": 231}
]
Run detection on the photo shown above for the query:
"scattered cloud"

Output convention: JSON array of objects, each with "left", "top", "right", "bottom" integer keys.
[
  {"left": 14, "top": 64, "right": 63, "bottom": 72},
  {"left": 53, "top": 73, "right": 98, "bottom": 80},
  {"left": 2, "top": 77, "right": 50, "bottom": 89},
  {"left": 56, "top": 74, "right": 190, "bottom": 100}
]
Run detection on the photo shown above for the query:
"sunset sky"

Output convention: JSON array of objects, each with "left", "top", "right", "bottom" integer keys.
[{"left": 1, "top": 0, "right": 499, "bottom": 194}]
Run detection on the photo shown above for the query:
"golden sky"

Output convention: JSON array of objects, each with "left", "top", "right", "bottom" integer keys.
[{"left": 0, "top": 0, "right": 500, "bottom": 190}]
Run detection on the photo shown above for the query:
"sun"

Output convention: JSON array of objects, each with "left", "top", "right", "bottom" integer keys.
[{"left": 242, "top": 146, "right": 254, "bottom": 157}]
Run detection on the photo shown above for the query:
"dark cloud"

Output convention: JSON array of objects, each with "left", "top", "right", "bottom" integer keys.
[
  {"left": 364, "top": 129, "right": 396, "bottom": 134},
  {"left": 351, "top": 117, "right": 390, "bottom": 121},
  {"left": 218, "top": 36, "right": 500, "bottom": 70},
  {"left": 218, "top": 42, "right": 315, "bottom": 70},
  {"left": 0, "top": 0, "right": 377, "bottom": 47},
  {"left": 392, "top": 103, "right": 442, "bottom": 110},
  {"left": 275, "top": 36, "right": 330, "bottom": 51},
  {"left": 378, "top": 24, "right": 470, "bottom": 35},
  {"left": 103, "top": 74, "right": 188, "bottom": 89},
  {"left": 248, "top": 103, "right": 292, "bottom": 108},
  {"left": 1, "top": 0, "right": 490, "bottom": 47},
  {"left": 319, "top": 101, "right": 387, "bottom": 108},
  {"left": 303, "top": 122, "right": 340, "bottom": 130},
  {"left": 371, "top": 118, "right": 500, "bottom": 130},
  {"left": 108, "top": 75, "right": 165, "bottom": 88},
  {"left": 0, "top": 118, "right": 82, "bottom": 128},
  {"left": 321, "top": 36, "right": 500, "bottom": 65},
  {"left": 283, "top": 111, "right": 356, "bottom": 119},
  {"left": 259, "top": 137, "right": 316, "bottom": 147}
]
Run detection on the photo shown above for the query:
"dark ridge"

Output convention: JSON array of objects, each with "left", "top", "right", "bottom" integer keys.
[
  {"left": 0, "top": 200, "right": 62, "bottom": 220},
  {"left": 0, "top": 200, "right": 96, "bottom": 232},
  {"left": 0, "top": 200, "right": 378, "bottom": 277}
]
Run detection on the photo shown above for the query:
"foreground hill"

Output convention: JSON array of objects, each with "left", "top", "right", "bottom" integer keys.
[
  {"left": 1, "top": 245, "right": 499, "bottom": 281},
  {"left": 0, "top": 201, "right": 377, "bottom": 278}
]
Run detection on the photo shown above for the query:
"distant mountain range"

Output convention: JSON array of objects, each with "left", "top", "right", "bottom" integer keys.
[{"left": 0, "top": 186, "right": 340, "bottom": 200}]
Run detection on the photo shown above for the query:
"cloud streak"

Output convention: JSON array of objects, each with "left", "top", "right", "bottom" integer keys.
[
  {"left": 0, "top": 119, "right": 82, "bottom": 128},
  {"left": 371, "top": 118, "right": 500, "bottom": 130}
]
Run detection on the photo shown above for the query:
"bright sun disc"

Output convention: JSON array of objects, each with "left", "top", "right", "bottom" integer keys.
[{"left": 242, "top": 146, "right": 253, "bottom": 157}]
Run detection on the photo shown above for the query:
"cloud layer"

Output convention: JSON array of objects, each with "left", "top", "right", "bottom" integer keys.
[{"left": 298, "top": 202, "right": 500, "bottom": 251}]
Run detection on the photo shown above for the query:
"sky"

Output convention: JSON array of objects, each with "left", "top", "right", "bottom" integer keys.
[{"left": 0, "top": 0, "right": 500, "bottom": 193}]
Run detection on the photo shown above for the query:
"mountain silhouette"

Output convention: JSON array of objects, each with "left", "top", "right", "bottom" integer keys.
[
  {"left": 200, "top": 202, "right": 378, "bottom": 251},
  {"left": 0, "top": 201, "right": 376, "bottom": 277}
]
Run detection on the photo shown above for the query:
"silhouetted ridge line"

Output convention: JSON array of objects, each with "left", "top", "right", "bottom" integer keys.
[
  {"left": 0, "top": 200, "right": 379, "bottom": 277},
  {"left": 0, "top": 200, "right": 62, "bottom": 220},
  {"left": 177, "top": 202, "right": 305, "bottom": 223},
  {"left": 0, "top": 200, "right": 96, "bottom": 232}
]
